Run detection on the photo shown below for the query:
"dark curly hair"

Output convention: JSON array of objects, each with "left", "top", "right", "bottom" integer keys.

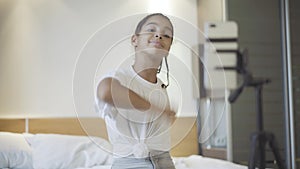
[{"left": 134, "top": 13, "right": 174, "bottom": 36}]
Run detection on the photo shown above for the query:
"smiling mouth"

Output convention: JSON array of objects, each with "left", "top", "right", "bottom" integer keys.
[{"left": 150, "top": 41, "right": 163, "bottom": 48}]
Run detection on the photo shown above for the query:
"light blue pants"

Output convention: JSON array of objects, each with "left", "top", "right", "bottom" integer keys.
[{"left": 111, "top": 151, "right": 175, "bottom": 169}]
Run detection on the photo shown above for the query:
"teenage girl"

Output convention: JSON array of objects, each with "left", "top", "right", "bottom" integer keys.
[{"left": 96, "top": 13, "right": 176, "bottom": 169}]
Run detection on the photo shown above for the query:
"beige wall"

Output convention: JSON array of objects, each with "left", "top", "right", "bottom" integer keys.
[
  {"left": 0, "top": 0, "right": 199, "bottom": 118},
  {"left": 197, "top": 0, "right": 226, "bottom": 32}
]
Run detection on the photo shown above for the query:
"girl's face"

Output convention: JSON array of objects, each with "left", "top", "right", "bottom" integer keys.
[{"left": 132, "top": 15, "right": 173, "bottom": 57}]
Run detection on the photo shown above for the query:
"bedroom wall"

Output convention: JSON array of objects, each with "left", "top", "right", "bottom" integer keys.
[
  {"left": 227, "top": 0, "right": 286, "bottom": 165},
  {"left": 0, "top": 0, "right": 199, "bottom": 118},
  {"left": 197, "top": 0, "right": 226, "bottom": 32}
]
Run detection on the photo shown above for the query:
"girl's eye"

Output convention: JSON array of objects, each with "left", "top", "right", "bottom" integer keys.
[
  {"left": 164, "top": 34, "right": 171, "bottom": 38},
  {"left": 147, "top": 29, "right": 155, "bottom": 32}
]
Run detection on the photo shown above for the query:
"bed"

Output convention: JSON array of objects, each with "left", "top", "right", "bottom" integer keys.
[{"left": 0, "top": 117, "right": 247, "bottom": 169}]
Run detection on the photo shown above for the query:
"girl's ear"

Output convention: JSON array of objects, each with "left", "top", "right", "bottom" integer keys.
[{"left": 131, "top": 35, "right": 138, "bottom": 47}]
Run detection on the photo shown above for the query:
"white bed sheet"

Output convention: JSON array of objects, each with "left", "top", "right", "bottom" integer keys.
[
  {"left": 0, "top": 132, "right": 248, "bottom": 169},
  {"left": 75, "top": 155, "right": 247, "bottom": 169},
  {"left": 173, "top": 155, "right": 247, "bottom": 169},
  {"left": 75, "top": 166, "right": 111, "bottom": 169}
]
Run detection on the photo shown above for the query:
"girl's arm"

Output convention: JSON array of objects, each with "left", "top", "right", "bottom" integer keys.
[{"left": 97, "top": 77, "right": 175, "bottom": 117}]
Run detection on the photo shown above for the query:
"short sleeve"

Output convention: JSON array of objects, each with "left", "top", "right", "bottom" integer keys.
[{"left": 94, "top": 71, "right": 123, "bottom": 119}]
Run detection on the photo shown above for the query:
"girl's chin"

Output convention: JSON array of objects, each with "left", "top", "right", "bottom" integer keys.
[
  {"left": 147, "top": 47, "right": 168, "bottom": 53},
  {"left": 137, "top": 48, "right": 169, "bottom": 58},
  {"left": 148, "top": 49, "right": 168, "bottom": 57}
]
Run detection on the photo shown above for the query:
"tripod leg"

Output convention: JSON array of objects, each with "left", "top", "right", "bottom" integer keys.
[
  {"left": 249, "top": 134, "right": 259, "bottom": 169},
  {"left": 268, "top": 134, "right": 286, "bottom": 169},
  {"left": 258, "top": 136, "right": 266, "bottom": 169}
]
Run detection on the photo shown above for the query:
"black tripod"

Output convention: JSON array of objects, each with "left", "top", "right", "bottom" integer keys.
[
  {"left": 224, "top": 49, "right": 286, "bottom": 169},
  {"left": 245, "top": 77, "right": 285, "bottom": 169}
]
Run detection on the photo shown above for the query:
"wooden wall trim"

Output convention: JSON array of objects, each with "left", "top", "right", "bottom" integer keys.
[
  {"left": 0, "top": 117, "right": 198, "bottom": 157},
  {"left": 0, "top": 119, "right": 25, "bottom": 133}
]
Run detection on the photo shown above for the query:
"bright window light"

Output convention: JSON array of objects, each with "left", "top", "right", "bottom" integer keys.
[{"left": 147, "top": 0, "right": 171, "bottom": 14}]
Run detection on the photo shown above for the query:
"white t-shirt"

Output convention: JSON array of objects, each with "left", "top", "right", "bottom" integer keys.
[{"left": 95, "top": 66, "right": 173, "bottom": 158}]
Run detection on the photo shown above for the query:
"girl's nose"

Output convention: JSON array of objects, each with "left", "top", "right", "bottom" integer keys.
[{"left": 155, "top": 34, "right": 162, "bottom": 39}]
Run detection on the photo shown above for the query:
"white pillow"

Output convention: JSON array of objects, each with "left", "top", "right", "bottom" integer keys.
[
  {"left": 22, "top": 133, "right": 35, "bottom": 146},
  {"left": 31, "top": 134, "right": 112, "bottom": 169},
  {"left": 0, "top": 132, "right": 33, "bottom": 169}
]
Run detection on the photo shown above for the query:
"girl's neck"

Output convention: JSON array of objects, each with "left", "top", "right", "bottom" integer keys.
[{"left": 133, "top": 57, "right": 161, "bottom": 83}]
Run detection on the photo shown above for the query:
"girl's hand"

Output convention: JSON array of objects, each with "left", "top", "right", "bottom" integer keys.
[{"left": 164, "top": 109, "right": 176, "bottom": 124}]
